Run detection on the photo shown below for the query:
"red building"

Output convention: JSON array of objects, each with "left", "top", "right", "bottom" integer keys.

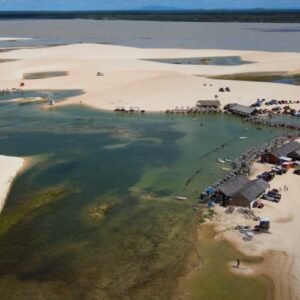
[{"left": 261, "top": 141, "right": 300, "bottom": 164}]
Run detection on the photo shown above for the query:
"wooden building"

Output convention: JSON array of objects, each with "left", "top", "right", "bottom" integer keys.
[
  {"left": 227, "top": 104, "right": 256, "bottom": 117},
  {"left": 219, "top": 176, "right": 269, "bottom": 208},
  {"left": 196, "top": 100, "right": 221, "bottom": 109},
  {"left": 262, "top": 141, "right": 300, "bottom": 164}
]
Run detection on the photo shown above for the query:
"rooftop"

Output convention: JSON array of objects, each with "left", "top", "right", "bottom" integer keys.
[
  {"left": 229, "top": 104, "right": 256, "bottom": 115},
  {"left": 219, "top": 176, "right": 270, "bottom": 202},
  {"left": 197, "top": 100, "right": 221, "bottom": 107},
  {"left": 272, "top": 141, "right": 300, "bottom": 158},
  {"left": 238, "top": 179, "right": 270, "bottom": 202},
  {"left": 219, "top": 175, "right": 250, "bottom": 196}
]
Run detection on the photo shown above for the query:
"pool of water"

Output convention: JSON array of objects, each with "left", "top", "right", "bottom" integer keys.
[
  {"left": 0, "top": 89, "right": 84, "bottom": 103},
  {"left": 144, "top": 56, "right": 250, "bottom": 66},
  {"left": 211, "top": 73, "right": 300, "bottom": 86},
  {"left": 23, "top": 71, "right": 69, "bottom": 80},
  {"left": 0, "top": 104, "right": 284, "bottom": 299},
  {"left": 273, "top": 76, "right": 300, "bottom": 86}
]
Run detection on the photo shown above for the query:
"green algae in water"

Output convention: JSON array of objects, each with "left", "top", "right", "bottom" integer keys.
[
  {"left": 0, "top": 106, "right": 284, "bottom": 299},
  {"left": 181, "top": 225, "right": 273, "bottom": 300},
  {"left": 209, "top": 72, "right": 300, "bottom": 86},
  {"left": 0, "top": 185, "right": 73, "bottom": 236}
]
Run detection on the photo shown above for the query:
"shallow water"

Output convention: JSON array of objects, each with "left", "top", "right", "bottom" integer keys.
[
  {"left": 1, "top": 20, "right": 300, "bottom": 51},
  {"left": 181, "top": 225, "right": 273, "bottom": 300},
  {"left": 0, "top": 89, "right": 84, "bottom": 103},
  {"left": 0, "top": 102, "right": 285, "bottom": 299}
]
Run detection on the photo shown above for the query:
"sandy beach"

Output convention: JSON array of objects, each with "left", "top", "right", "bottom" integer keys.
[
  {"left": 0, "top": 43, "right": 300, "bottom": 111},
  {"left": 0, "top": 155, "right": 24, "bottom": 213},
  {"left": 213, "top": 162, "right": 300, "bottom": 300}
]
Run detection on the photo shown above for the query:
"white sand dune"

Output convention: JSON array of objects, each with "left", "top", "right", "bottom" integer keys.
[
  {"left": 0, "top": 155, "right": 24, "bottom": 214},
  {"left": 0, "top": 43, "right": 300, "bottom": 111}
]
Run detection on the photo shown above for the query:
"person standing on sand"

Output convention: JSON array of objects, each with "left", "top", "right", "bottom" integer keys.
[{"left": 236, "top": 259, "right": 240, "bottom": 268}]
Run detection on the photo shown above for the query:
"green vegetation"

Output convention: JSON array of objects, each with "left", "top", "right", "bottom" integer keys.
[
  {"left": 1, "top": 10, "right": 300, "bottom": 23},
  {"left": 209, "top": 72, "right": 300, "bottom": 84},
  {"left": 23, "top": 71, "right": 68, "bottom": 80}
]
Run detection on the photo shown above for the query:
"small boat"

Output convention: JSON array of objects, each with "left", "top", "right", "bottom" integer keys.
[
  {"left": 239, "top": 136, "right": 248, "bottom": 140},
  {"left": 225, "top": 158, "right": 232, "bottom": 162},
  {"left": 218, "top": 158, "right": 225, "bottom": 163},
  {"left": 221, "top": 167, "right": 231, "bottom": 171},
  {"left": 174, "top": 196, "right": 187, "bottom": 201}
]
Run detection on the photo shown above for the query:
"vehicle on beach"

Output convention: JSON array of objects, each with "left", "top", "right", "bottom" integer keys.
[
  {"left": 254, "top": 217, "right": 270, "bottom": 233},
  {"left": 257, "top": 171, "right": 275, "bottom": 182},
  {"left": 261, "top": 192, "right": 281, "bottom": 202},
  {"left": 252, "top": 201, "right": 264, "bottom": 208},
  {"left": 272, "top": 166, "right": 287, "bottom": 175},
  {"left": 294, "top": 169, "right": 300, "bottom": 175}
]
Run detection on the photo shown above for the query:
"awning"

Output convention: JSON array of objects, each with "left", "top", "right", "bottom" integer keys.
[{"left": 279, "top": 156, "right": 292, "bottom": 162}]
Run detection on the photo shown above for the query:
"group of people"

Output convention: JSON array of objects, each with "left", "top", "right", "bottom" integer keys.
[{"left": 278, "top": 185, "right": 289, "bottom": 192}]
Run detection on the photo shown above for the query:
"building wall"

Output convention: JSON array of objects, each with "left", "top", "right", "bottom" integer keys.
[
  {"left": 230, "top": 195, "right": 251, "bottom": 208},
  {"left": 268, "top": 153, "right": 278, "bottom": 164}
]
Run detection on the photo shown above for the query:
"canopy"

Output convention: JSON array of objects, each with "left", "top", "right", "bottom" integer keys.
[{"left": 279, "top": 156, "right": 292, "bottom": 162}]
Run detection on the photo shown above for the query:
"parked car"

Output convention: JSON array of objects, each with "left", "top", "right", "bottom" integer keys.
[
  {"left": 267, "top": 191, "right": 281, "bottom": 200},
  {"left": 253, "top": 201, "right": 264, "bottom": 209},
  {"left": 261, "top": 193, "right": 280, "bottom": 203},
  {"left": 272, "top": 166, "right": 287, "bottom": 175},
  {"left": 294, "top": 169, "right": 300, "bottom": 175}
]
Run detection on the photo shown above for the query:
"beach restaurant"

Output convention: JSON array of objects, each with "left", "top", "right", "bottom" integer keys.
[
  {"left": 217, "top": 175, "right": 270, "bottom": 208},
  {"left": 261, "top": 141, "right": 300, "bottom": 164},
  {"left": 196, "top": 100, "right": 221, "bottom": 109}
]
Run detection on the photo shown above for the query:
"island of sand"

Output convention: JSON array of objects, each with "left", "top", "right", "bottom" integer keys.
[
  {"left": 0, "top": 43, "right": 300, "bottom": 112},
  {"left": 0, "top": 155, "right": 24, "bottom": 213}
]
